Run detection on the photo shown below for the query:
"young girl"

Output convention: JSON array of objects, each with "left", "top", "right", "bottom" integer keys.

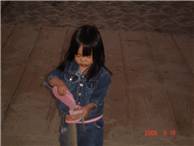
[{"left": 45, "top": 25, "right": 112, "bottom": 146}]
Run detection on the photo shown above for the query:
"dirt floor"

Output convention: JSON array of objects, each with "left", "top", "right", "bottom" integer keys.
[
  {"left": 1, "top": 1, "right": 194, "bottom": 146},
  {"left": 2, "top": 1, "right": 194, "bottom": 34}
]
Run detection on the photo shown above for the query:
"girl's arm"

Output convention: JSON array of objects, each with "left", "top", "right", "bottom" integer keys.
[
  {"left": 82, "top": 72, "right": 111, "bottom": 119},
  {"left": 48, "top": 76, "right": 65, "bottom": 87},
  {"left": 45, "top": 69, "right": 62, "bottom": 85},
  {"left": 44, "top": 69, "right": 69, "bottom": 114},
  {"left": 65, "top": 103, "right": 97, "bottom": 121},
  {"left": 48, "top": 77, "right": 68, "bottom": 96},
  {"left": 89, "top": 72, "right": 111, "bottom": 108},
  {"left": 45, "top": 68, "right": 68, "bottom": 96},
  {"left": 81, "top": 103, "right": 97, "bottom": 119}
]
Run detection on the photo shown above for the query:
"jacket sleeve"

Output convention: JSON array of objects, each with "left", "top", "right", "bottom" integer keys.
[
  {"left": 47, "top": 69, "right": 64, "bottom": 82},
  {"left": 43, "top": 68, "right": 64, "bottom": 90},
  {"left": 89, "top": 72, "right": 111, "bottom": 107}
]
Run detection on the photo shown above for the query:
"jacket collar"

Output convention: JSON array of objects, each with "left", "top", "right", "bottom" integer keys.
[
  {"left": 67, "top": 60, "right": 103, "bottom": 81},
  {"left": 68, "top": 60, "right": 79, "bottom": 74}
]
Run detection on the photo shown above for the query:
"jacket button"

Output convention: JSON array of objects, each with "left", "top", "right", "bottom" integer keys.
[
  {"left": 80, "top": 83, "right": 83, "bottom": 87},
  {"left": 78, "top": 93, "right": 82, "bottom": 96}
]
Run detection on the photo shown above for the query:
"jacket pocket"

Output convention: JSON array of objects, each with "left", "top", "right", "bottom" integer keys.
[{"left": 85, "top": 80, "right": 96, "bottom": 97}]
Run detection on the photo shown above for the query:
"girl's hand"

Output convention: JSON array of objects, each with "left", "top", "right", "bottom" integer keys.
[
  {"left": 49, "top": 77, "right": 68, "bottom": 96},
  {"left": 66, "top": 103, "right": 97, "bottom": 122},
  {"left": 65, "top": 107, "right": 88, "bottom": 122},
  {"left": 81, "top": 106, "right": 90, "bottom": 120},
  {"left": 81, "top": 103, "right": 97, "bottom": 119},
  {"left": 65, "top": 112, "right": 83, "bottom": 121},
  {"left": 57, "top": 85, "right": 68, "bottom": 96}
]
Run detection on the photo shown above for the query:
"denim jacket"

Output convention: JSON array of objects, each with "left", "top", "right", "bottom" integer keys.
[{"left": 45, "top": 60, "right": 111, "bottom": 120}]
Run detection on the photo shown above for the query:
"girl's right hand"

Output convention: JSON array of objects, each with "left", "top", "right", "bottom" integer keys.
[
  {"left": 56, "top": 85, "right": 68, "bottom": 96},
  {"left": 48, "top": 77, "right": 68, "bottom": 96}
]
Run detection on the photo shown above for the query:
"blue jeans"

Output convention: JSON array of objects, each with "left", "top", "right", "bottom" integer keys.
[{"left": 59, "top": 115, "right": 104, "bottom": 146}]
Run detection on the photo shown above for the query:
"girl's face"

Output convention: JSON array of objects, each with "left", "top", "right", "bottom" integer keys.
[{"left": 75, "top": 45, "right": 93, "bottom": 68}]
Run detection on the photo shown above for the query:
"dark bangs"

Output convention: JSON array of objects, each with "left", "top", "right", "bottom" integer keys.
[
  {"left": 81, "top": 46, "right": 92, "bottom": 56},
  {"left": 75, "top": 25, "right": 99, "bottom": 57}
]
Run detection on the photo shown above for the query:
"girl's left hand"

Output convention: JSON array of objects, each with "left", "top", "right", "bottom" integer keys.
[
  {"left": 81, "top": 106, "right": 90, "bottom": 120},
  {"left": 66, "top": 112, "right": 83, "bottom": 121},
  {"left": 81, "top": 103, "right": 97, "bottom": 120},
  {"left": 65, "top": 107, "right": 87, "bottom": 122}
]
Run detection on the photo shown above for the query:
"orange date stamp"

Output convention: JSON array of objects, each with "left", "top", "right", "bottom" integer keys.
[{"left": 144, "top": 129, "right": 176, "bottom": 137}]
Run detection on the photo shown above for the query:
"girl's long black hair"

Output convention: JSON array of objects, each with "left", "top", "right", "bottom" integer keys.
[{"left": 56, "top": 24, "right": 112, "bottom": 80}]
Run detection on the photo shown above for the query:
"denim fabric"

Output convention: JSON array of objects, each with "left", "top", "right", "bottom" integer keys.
[
  {"left": 77, "top": 118, "right": 104, "bottom": 146},
  {"left": 59, "top": 118, "right": 104, "bottom": 146},
  {"left": 45, "top": 60, "right": 111, "bottom": 146}
]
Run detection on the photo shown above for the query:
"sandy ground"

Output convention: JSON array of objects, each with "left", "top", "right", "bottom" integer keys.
[
  {"left": 2, "top": 1, "right": 194, "bottom": 34},
  {"left": 1, "top": 1, "right": 194, "bottom": 146}
]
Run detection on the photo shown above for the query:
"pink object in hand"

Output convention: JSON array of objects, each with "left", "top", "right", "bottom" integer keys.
[
  {"left": 52, "top": 86, "right": 76, "bottom": 110},
  {"left": 52, "top": 86, "right": 103, "bottom": 124},
  {"left": 52, "top": 86, "right": 83, "bottom": 115}
]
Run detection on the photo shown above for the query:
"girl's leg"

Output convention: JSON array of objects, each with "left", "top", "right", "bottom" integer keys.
[{"left": 77, "top": 120, "right": 104, "bottom": 146}]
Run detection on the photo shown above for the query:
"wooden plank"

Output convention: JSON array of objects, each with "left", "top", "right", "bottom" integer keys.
[
  {"left": 120, "top": 31, "right": 153, "bottom": 137},
  {"left": 146, "top": 32, "right": 193, "bottom": 136},
  {"left": 100, "top": 30, "right": 129, "bottom": 139},
  {"left": 172, "top": 34, "right": 194, "bottom": 75},
  {"left": 2, "top": 26, "right": 75, "bottom": 146},
  {"left": 1, "top": 24, "right": 15, "bottom": 48},
  {"left": 120, "top": 31, "right": 176, "bottom": 138},
  {"left": 2, "top": 24, "right": 41, "bottom": 120}
]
